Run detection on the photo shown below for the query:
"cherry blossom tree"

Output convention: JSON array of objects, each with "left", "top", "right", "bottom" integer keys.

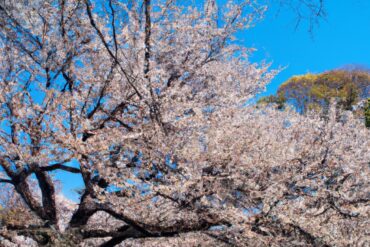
[{"left": 1, "top": 0, "right": 369, "bottom": 246}]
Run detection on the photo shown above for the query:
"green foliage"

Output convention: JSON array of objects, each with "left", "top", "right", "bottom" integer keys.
[
  {"left": 259, "top": 69, "right": 370, "bottom": 114},
  {"left": 257, "top": 93, "right": 286, "bottom": 109},
  {"left": 365, "top": 98, "right": 370, "bottom": 128}
]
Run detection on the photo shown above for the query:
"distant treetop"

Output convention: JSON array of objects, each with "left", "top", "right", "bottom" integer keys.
[{"left": 258, "top": 68, "right": 370, "bottom": 115}]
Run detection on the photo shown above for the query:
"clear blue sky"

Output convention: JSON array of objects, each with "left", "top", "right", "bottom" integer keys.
[
  {"left": 244, "top": 0, "right": 370, "bottom": 98},
  {"left": 12, "top": 0, "right": 370, "bottom": 201}
]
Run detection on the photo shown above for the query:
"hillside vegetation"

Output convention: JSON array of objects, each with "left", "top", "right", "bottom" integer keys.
[{"left": 258, "top": 69, "right": 370, "bottom": 125}]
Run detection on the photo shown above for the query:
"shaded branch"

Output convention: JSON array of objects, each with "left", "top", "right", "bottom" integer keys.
[
  {"left": 0, "top": 178, "right": 13, "bottom": 184},
  {"left": 41, "top": 164, "right": 81, "bottom": 174}
]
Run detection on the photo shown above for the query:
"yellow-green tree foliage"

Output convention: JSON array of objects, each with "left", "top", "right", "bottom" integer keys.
[
  {"left": 258, "top": 69, "right": 370, "bottom": 113},
  {"left": 257, "top": 93, "right": 286, "bottom": 110}
]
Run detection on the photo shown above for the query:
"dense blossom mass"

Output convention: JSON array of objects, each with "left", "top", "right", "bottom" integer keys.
[{"left": 0, "top": 0, "right": 368, "bottom": 246}]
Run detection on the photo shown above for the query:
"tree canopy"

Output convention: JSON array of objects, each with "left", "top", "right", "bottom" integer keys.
[
  {"left": 258, "top": 69, "right": 370, "bottom": 115},
  {"left": 0, "top": 0, "right": 369, "bottom": 246}
]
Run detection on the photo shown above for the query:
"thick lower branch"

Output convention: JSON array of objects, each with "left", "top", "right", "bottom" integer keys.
[
  {"left": 14, "top": 181, "right": 46, "bottom": 221},
  {"left": 30, "top": 164, "right": 57, "bottom": 225}
]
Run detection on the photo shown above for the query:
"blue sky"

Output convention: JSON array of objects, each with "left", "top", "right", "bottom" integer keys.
[
  {"left": 245, "top": 0, "right": 370, "bottom": 98},
  {"left": 52, "top": 160, "right": 84, "bottom": 201}
]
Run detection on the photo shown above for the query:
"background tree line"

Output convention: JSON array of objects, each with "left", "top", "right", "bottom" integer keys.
[{"left": 257, "top": 68, "right": 370, "bottom": 126}]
